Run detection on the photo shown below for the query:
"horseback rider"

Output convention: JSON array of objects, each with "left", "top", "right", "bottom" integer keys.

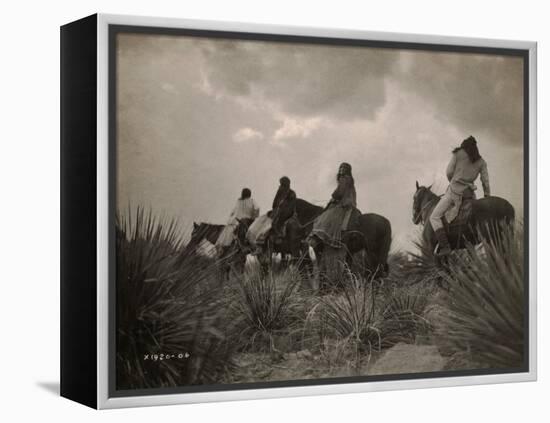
[
  {"left": 430, "top": 136, "right": 491, "bottom": 256},
  {"left": 215, "top": 188, "right": 259, "bottom": 255},
  {"left": 248, "top": 176, "right": 297, "bottom": 256},
  {"left": 271, "top": 176, "right": 297, "bottom": 241},
  {"left": 308, "top": 162, "right": 358, "bottom": 248}
]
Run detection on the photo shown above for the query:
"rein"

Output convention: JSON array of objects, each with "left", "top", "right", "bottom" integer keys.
[
  {"left": 294, "top": 199, "right": 328, "bottom": 230},
  {"left": 415, "top": 196, "right": 438, "bottom": 224},
  {"left": 297, "top": 215, "right": 320, "bottom": 230}
]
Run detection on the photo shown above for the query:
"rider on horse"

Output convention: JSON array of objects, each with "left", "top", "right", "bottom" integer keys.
[
  {"left": 215, "top": 187, "right": 259, "bottom": 255},
  {"left": 271, "top": 176, "right": 297, "bottom": 241},
  {"left": 308, "top": 162, "right": 359, "bottom": 249},
  {"left": 430, "top": 136, "right": 491, "bottom": 256},
  {"left": 248, "top": 176, "right": 297, "bottom": 255}
]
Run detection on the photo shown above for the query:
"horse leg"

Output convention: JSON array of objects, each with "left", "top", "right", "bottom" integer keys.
[
  {"left": 321, "top": 246, "right": 346, "bottom": 290},
  {"left": 309, "top": 244, "right": 326, "bottom": 292},
  {"left": 260, "top": 241, "right": 272, "bottom": 276},
  {"left": 282, "top": 254, "right": 290, "bottom": 269},
  {"left": 218, "top": 259, "right": 230, "bottom": 282},
  {"left": 237, "top": 252, "right": 246, "bottom": 274},
  {"left": 297, "top": 245, "right": 311, "bottom": 273}
]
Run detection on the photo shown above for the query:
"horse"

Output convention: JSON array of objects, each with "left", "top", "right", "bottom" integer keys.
[
  {"left": 229, "top": 218, "right": 254, "bottom": 273},
  {"left": 351, "top": 213, "right": 392, "bottom": 277},
  {"left": 269, "top": 199, "right": 323, "bottom": 265},
  {"left": 189, "top": 220, "right": 251, "bottom": 278},
  {"left": 412, "top": 181, "right": 515, "bottom": 255},
  {"left": 189, "top": 222, "right": 224, "bottom": 253},
  {"left": 310, "top": 211, "right": 392, "bottom": 282},
  {"left": 252, "top": 199, "right": 325, "bottom": 273}
]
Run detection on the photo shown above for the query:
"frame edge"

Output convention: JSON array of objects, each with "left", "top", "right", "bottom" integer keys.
[{"left": 95, "top": 13, "right": 538, "bottom": 409}]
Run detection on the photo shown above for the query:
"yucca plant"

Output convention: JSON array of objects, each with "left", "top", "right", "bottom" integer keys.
[
  {"left": 438, "top": 224, "right": 524, "bottom": 369},
  {"left": 380, "top": 287, "right": 431, "bottom": 348},
  {"left": 388, "top": 240, "right": 448, "bottom": 289},
  {"left": 316, "top": 271, "right": 382, "bottom": 356},
  {"left": 230, "top": 264, "right": 302, "bottom": 352},
  {"left": 116, "top": 207, "right": 234, "bottom": 389}
]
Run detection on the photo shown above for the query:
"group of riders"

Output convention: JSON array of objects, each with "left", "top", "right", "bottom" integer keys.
[{"left": 215, "top": 135, "right": 491, "bottom": 259}]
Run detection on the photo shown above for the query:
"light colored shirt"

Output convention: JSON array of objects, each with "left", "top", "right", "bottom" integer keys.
[
  {"left": 228, "top": 198, "right": 260, "bottom": 223},
  {"left": 446, "top": 149, "right": 490, "bottom": 196}
]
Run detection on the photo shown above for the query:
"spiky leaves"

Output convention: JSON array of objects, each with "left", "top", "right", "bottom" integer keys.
[
  {"left": 440, "top": 225, "right": 524, "bottom": 369},
  {"left": 116, "top": 207, "right": 233, "bottom": 389},
  {"left": 231, "top": 265, "right": 302, "bottom": 351}
]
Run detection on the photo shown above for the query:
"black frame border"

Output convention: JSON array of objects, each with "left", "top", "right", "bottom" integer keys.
[
  {"left": 60, "top": 14, "right": 98, "bottom": 409},
  {"left": 107, "top": 23, "right": 530, "bottom": 399}
]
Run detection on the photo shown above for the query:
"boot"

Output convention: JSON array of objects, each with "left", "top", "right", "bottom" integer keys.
[{"left": 434, "top": 228, "right": 451, "bottom": 256}]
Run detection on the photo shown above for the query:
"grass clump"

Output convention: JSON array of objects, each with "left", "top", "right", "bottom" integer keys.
[
  {"left": 380, "top": 284, "right": 431, "bottom": 348},
  {"left": 304, "top": 270, "right": 383, "bottom": 373},
  {"left": 230, "top": 263, "right": 303, "bottom": 352}
]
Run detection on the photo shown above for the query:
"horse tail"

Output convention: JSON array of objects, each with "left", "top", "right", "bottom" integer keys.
[
  {"left": 506, "top": 201, "right": 516, "bottom": 225},
  {"left": 378, "top": 218, "right": 392, "bottom": 276}
]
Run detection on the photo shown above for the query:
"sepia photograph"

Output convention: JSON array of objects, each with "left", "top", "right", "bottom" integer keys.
[{"left": 112, "top": 27, "right": 527, "bottom": 393}]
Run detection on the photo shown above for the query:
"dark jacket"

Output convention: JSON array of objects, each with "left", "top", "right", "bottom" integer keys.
[{"left": 272, "top": 187, "right": 297, "bottom": 226}]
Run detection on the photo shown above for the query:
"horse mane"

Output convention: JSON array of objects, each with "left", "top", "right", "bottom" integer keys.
[
  {"left": 419, "top": 186, "right": 439, "bottom": 201},
  {"left": 295, "top": 198, "right": 324, "bottom": 225}
]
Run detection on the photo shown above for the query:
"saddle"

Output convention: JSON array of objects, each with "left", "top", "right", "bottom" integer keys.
[
  {"left": 444, "top": 189, "right": 475, "bottom": 230},
  {"left": 273, "top": 213, "right": 298, "bottom": 243},
  {"left": 342, "top": 208, "right": 362, "bottom": 232}
]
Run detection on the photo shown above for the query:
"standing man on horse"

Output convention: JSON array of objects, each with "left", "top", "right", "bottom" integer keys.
[
  {"left": 215, "top": 187, "right": 259, "bottom": 256},
  {"left": 308, "top": 162, "right": 358, "bottom": 248},
  {"left": 430, "top": 135, "right": 491, "bottom": 256}
]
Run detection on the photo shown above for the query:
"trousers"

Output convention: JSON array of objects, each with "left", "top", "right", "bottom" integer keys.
[{"left": 430, "top": 187, "right": 462, "bottom": 231}]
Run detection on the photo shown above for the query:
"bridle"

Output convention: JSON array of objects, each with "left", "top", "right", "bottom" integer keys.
[{"left": 413, "top": 192, "right": 438, "bottom": 225}]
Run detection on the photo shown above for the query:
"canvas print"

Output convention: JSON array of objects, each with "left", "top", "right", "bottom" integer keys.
[{"left": 113, "top": 29, "right": 526, "bottom": 393}]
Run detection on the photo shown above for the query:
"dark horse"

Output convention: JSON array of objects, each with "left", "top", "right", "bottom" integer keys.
[
  {"left": 259, "top": 198, "right": 324, "bottom": 270},
  {"left": 310, "top": 211, "right": 392, "bottom": 280},
  {"left": 412, "top": 181, "right": 515, "bottom": 254},
  {"left": 277, "top": 199, "right": 393, "bottom": 279}
]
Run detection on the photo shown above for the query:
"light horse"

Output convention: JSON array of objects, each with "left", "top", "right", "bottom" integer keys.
[
  {"left": 412, "top": 181, "right": 515, "bottom": 255},
  {"left": 188, "top": 222, "right": 224, "bottom": 253},
  {"left": 189, "top": 220, "right": 252, "bottom": 278}
]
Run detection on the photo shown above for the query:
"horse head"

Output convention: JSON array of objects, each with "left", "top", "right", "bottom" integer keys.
[
  {"left": 412, "top": 181, "right": 434, "bottom": 225},
  {"left": 189, "top": 222, "right": 225, "bottom": 248}
]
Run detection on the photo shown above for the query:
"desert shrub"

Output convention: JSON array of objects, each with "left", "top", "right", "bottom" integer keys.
[
  {"left": 379, "top": 285, "right": 432, "bottom": 348},
  {"left": 116, "top": 207, "right": 233, "bottom": 390},
  {"left": 315, "top": 337, "right": 370, "bottom": 377},
  {"left": 230, "top": 264, "right": 303, "bottom": 352},
  {"left": 438, "top": 224, "right": 524, "bottom": 369},
  {"left": 387, "top": 242, "right": 446, "bottom": 288},
  {"left": 313, "top": 271, "right": 383, "bottom": 361}
]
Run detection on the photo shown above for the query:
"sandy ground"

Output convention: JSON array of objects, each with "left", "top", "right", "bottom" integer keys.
[{"left": 225, "top": 341, "right": 449, "bottom": 385}]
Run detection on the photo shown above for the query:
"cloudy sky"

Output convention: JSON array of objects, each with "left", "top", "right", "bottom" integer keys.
[{"left": 116, "top": 32, "right": 525, "bottom": 251}]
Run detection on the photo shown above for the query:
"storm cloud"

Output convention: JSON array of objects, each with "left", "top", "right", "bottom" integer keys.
[
  {"left": 200, "top": 40, "right": 399, "bottom": 121},
  {"left": 399, "top": 51, "right": 524, "bottom": 147},
  {"left": 116, "top": 33, "right": 525, "bottom": 250}
]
